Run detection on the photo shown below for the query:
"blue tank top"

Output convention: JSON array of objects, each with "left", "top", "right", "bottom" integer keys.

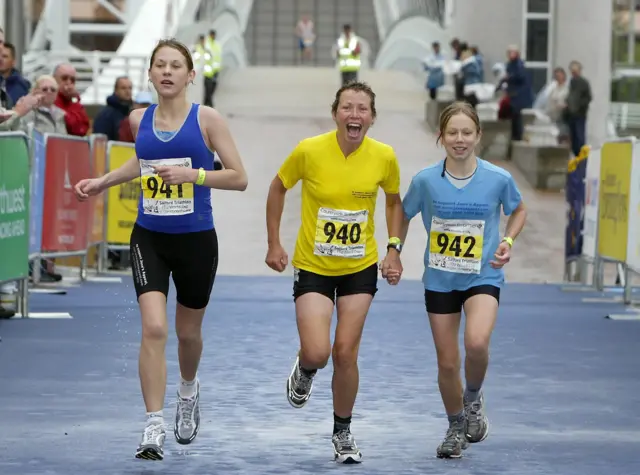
[{"left": 134, "top": 103, "right": 215, "bottom": 234}]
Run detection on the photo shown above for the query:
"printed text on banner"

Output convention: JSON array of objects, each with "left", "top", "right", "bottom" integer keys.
[
  {"left": 597, "top": 141, "right": 632, "bottom": 263},
  {"left": 582, "top": 147, "right": 601, "bottom": 260},
  {"left": 41, "top": 136, "right": 92, "bottom": 253}
]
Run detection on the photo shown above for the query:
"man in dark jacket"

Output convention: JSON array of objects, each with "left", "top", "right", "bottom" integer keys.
[
  {"left": 0, "top": 42, "right": 31, "bottom": 104},
  {"left": 93, "top": 76, "right": 133, "bottom": 141},
  {"left": 565, "top": 61, "right": 592, "bottom": 157}
]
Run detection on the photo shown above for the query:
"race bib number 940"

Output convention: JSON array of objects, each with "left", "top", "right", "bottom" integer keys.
[
  {"left": 429, "top": 217, "right": 484, "bottom": 274},
  {"left": 314, "top": 207, "right": 368, "bottom": 259},
  {"left": 140, "top": 158, "right": 194, "bottom": 216}
]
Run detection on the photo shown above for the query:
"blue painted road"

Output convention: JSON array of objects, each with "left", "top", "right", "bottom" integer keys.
[{"left": 1, "top": 275, "right": 639, "bottom": 475}]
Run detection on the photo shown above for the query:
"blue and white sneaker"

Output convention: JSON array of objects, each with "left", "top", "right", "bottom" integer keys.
[{"left": 174, "top": 381, "right": 201, "bottom": 445}]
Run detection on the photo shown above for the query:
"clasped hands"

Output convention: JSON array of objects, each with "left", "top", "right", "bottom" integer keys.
[{"left": 379, "top": 250, "right": 403, "bottom": 286}]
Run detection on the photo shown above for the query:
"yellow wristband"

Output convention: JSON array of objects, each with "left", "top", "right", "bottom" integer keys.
[
  {"left": 196, "top": 167, "right": 206, "bottom": 186},
  {"left": 388, "top": 237, "right": 401, "bottom": 246},
  {"left": 502, "top": 237, "right": 514, "bottom": 247}
]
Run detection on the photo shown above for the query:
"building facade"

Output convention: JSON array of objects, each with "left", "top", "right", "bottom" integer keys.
[{"left": 451, "top": 0, "right": 614, "bottom": 147}]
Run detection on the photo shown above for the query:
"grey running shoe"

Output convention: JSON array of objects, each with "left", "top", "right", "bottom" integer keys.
[
  {"left": 135, "top": 420, "right": 166, "bottom": 460},
  {"left": 436, "top": 420, "right": 468, "bottom": 459},
  {"left": 174, "top": 381, "right": 201, "bottom": 445},
  {"left": 464, "top": 391, "right": 490, "bottom": 443},
  {"left": 332, "top": 429, "right": 363, "bottom": 464},
  {"left": 286, "top": 355, "right": 314, "bottom": 408}
]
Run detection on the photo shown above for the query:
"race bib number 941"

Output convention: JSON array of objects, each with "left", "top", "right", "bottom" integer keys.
[
  {"left": 140, "top": 158, "right": 194, "bottom": 216},
  {"left": 429, "top": 217, "right": 484, "bottom": 274},
  {"left": 314, "top": 207, "right": 368, "bottom": 259}
]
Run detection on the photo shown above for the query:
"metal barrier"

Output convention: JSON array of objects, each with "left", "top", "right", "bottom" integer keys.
[{"left": 563, "top": 136, "right": 640, "bottom": 319}]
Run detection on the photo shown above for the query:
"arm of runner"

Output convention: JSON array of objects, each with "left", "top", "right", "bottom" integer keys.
[
  {"left": 501, "top": 175, "right": 527, "bottom": 242},
  {"left": 266, "top": 176, "right": 288, "bottom": 249},
  {"left": 199, "top": 107, "right": 248, "bottom": 191},
  {"left": 382, "top": 151, "right": 403, "bottom": 239},
  {"left": 396, "top": 174, "right": 425, "bottom": 244}
]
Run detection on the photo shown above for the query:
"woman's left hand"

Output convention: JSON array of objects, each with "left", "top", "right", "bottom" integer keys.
[
  {"left": 490, "top": 241, "right": 512, "bottom": 269},
  {"left": 152, "top": 165, "right": 196, "bottom": 185}
]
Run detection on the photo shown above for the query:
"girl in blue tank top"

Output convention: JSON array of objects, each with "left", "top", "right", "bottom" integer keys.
[
  {"left": 135, "top": 102, "right": 216, "bottom": 234},
  {"left": 72, "top": 38, "right": 248, "bottom": 462}
]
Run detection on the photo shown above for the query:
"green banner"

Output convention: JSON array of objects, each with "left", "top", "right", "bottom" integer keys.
[{"left": 0, "top": 133, "right": 30, "bottom": 282}]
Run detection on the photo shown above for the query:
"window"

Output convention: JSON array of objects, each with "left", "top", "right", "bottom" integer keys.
[
  {"left": 527, "top": 67, "right": 549, "bottom": 94},
  {"left": 526, "top": 19, "right": 550, "bottom": 62},
  {"left": 522, "top": 0, "right": 554, "bottom": 89},
  {"left": 527, "top": 0, "right": 550, "bottom": 13}
]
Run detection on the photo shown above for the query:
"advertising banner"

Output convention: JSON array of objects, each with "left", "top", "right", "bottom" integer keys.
[
  {"left": 565, "top": 145, "right": 589, "bottom": 260},
  {"left": 106, "top": 143, "right": 140, "bottom": 244},
  {"left": 625, "top": 141, "right": 640, "bottom": 273},
  {"left": 90, "top": 135, "right": 107, "bottom": 245},
  {"left": 29, "top": 129, "right": 47, "bottom": 257},
  {"left": 597, "top": 141, "right": 633, "bottom": 262},
  {"left": 582, "top": 147, "right": 601, "bottom": 260},
  {"left": 41, "top": 136, "right": 92, "bottom": 253},
  {"left": 0, "top": 133, "right": 30, "bottom": 282}
]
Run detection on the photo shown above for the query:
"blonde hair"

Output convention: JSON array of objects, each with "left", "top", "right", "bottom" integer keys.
[{"left": 32, "top": 74, "right": 57, "bottom": 92}]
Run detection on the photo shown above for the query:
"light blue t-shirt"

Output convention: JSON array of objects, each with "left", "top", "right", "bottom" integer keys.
[{"left": 403, "top": 158, "right": 522, "bottom": 292}]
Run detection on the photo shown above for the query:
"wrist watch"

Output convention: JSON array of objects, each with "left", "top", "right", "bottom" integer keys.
[{"left": 387, "top": 237, "right": 403, "bottom": 253}]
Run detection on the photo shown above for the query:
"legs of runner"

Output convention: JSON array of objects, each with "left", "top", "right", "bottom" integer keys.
[
  {"left": 428, "top": 311, "right": 469, "bottom": 458},
  {"left": 287, "top": 293, "right": 333, "bottom": 408},
  {"left": 331, "top": 293, "right": 371, "bottom": 464},
  {"left": 462, "top": 293, "right": 498, "bottom": 444},
  {"left": 173, "top": 304, "right": 206, "bottom": 445},
  {"left": 136, "top": 291, "right": 169, "bottom": 460}
]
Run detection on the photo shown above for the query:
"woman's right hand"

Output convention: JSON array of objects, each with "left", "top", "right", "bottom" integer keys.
[{"left": 74, "top": 178, "right": 105, "bottom": 202}]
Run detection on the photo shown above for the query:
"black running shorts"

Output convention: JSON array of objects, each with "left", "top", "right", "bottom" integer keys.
[
  {"left": 424, "top": 285, "right": 500, "bottom": 315},
  {"left": 292, "top": 263, "right": 378, "bottom": 303},
  {"left": 129, "top": 223, "right": 219, "bottom": 309}
]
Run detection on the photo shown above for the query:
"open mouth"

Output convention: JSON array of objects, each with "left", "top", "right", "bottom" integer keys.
[
  {"left": 161, "top": 80, "right": 174, "bottom": 86},
  {"left": 453, "top": 146, "right": 467, "bottom": 153},
  {"left": 346, "top": 123, "right": 362, "bottom": 138}
]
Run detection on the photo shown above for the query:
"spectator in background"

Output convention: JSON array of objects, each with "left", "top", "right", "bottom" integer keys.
[
  {"left": 118, "top": 90, "right": 153, "bottom": 142},
  {"left": 424, "top": 41, "right": 445, "bottom": 100},
  {"left": 19, "top": 74, "right": 66, "bottom": 133},
  {"left": 0, "top": 42, "right": 31, "bottom": 104},
  {"left": 565, "top": 61, "right": 592, "bottom": 157},
  {"left": 460, "top": 47, "right": 482, "bottom": 108},
  {"left": 470, "top": 46, "right": 484, "bottom": 83},
  {"left": 333, "top": 24, "right": 362, "bottom": 86},
  {"left": 535, "top": 67, "right": 570, "bottom": 144},
  {"left": 53, "top": 63, "right": 90, "bottom": 136},
  {"left": 498, "top": 45, "right": 534, "bottom": 157},
  {"left": 93, "top": 76, "right": 133, "bottom": 141},
  {"left": 295, "top": 14, "right": 315, "bottom": 63}
]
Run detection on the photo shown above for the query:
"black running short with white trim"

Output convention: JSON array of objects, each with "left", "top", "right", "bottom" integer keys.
[
  {"left": 424, "top": 285, "right": 500, "bottom": 315},
  {"left": 130, "top": 223, "right": 219, "bottom": 309},
  {"left": 292, "top": 263, "right": 378, "bottom": 303}
]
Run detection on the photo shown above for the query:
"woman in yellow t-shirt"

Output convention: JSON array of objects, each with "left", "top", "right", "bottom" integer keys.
[{"left": 265, "top": 81, "right": 404, "bottom": 464}]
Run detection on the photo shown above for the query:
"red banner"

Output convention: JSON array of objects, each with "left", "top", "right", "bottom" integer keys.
[
  {"left": 90, "top": 135, "right": 107, "bottom": 245},
  {"left": 41, "top": 136, "right": 92, "bottom": 253}
]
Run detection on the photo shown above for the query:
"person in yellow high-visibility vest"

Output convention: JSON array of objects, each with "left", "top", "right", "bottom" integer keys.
[
  {"left": 204, "top": 30, "right": 222, "bottom": 107},
  {"left": 192, "top": 34, "right": 216, "bottom": 106},
  {"left": 334, "top": 24, "right": 361, "bottom": 86}
]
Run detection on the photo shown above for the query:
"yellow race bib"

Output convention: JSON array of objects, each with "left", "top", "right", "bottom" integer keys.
[
  {"left": 314, "top": 207, "right": 368, "bottom": 259},
  {"left": 429, "top": 217, "right": 484, "bottom": 274},
  {"left": 139, "top": 158, "right": 194, "bottom": 216}
]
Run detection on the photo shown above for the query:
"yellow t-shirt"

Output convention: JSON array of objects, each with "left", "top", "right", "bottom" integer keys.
[{"left": 278, "top": 131, "right": 400, "bottom": 276}]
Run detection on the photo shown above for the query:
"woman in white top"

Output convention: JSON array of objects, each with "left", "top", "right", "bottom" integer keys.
[{"left": 295, "top": 14, "right": 315, "bottom": 63}]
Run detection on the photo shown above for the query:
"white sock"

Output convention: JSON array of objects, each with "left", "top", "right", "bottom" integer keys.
[
  {"left": 146, "top": 410, "right": 163, "bottom": 425},
  {"left": 179, "top": 376, "right": 198, "bottom": 399}
]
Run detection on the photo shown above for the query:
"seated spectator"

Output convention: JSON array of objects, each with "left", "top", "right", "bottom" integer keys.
[
  {"left": 0, "top": 42, "right": 31, "bottom": 104},
  {"left": 19, "top": 74, "right": 67, "bottom": 133},
  {"left": 118, "top": 90, "right": 153, "bottom": 142},
  {"left": 53, "top": 63, "right": 90, "bottom": 136},
  {"left": 93, "top": 76, "right": 133, "bottom": 140}
]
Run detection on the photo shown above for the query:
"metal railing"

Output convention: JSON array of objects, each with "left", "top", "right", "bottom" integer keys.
[
  {"left": 375, "top": 0, "right": 447, "bottom": 42},
  {"left": 22, "top": 51, "right": 150, "bottom": 105}
]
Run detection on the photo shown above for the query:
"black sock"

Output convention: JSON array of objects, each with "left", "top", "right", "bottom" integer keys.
[
  {"left": 333, "top": 413, "right": 351, "bottom": 434},
  {"left": 298, "top": 361, "right": 316, "bottom": 377}
]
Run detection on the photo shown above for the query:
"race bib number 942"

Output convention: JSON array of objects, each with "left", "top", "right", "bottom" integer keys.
[
  {"left": 428, "top": 217, "right": 484, "bottom": 274},
  {"left": 140, "top": 158, "right": 194, "bottom": 216},
  {"left": 314, "top": 207, "right": 368, "bottom": 259}
]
